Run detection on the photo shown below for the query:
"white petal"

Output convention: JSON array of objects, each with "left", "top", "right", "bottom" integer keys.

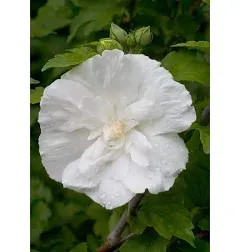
[
  {"left": 61, "top": 50, "right": 160, "bottom": 106},
  {"left": 62, "top": 137, "right": 124, "bottom": 190},
  {"left": 39, "top": 129, "right": 91, "bottom": 182},
  {"left": 38, "top": 79, "right": 101, "bottom": 132},
  {"left": 148, "top": 174, "right": 175, "bottom": 194},
  {"left": 139, "top": 78, "right": 196, "bottom": 135},
  {"left": 87, "top": 127, "right": 103, "bottom": 140},
  {"left": 123, "top": 81, "right": 164, "bottom": 121},
  {"left": 121, "top": 162, "right": 151, "bottom": 193},
  {"left": 84, "top": 179, "right": 135, "bottom": 209},
  {"left": 127, "top": 130, "right": 152, "bottom": 150},
  {"left": 110, "top": 154, "right": 131, "bottom": 181},
  {"left": 121, "top": 133, "right": 188, "bottom": 194},
  {"left": 82, "top": 96, "right": 115, "bottom": 123},
  {"left": 62, "top": 156, "right": 101, "bottom": 189},
  {"left": 146, "top": 133, "right": 188, "bottom": 193},
  {"left": 129, "top": 145, "right": 149, "bottom": 167}
]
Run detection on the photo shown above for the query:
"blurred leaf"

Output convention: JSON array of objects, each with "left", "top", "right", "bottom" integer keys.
[
  {"left": 120, "top": 229, "right": 168, "bottom": 252},
  {"left": 70, "top": 242, "right": 87, "bottom": 252},
  {"left": 68, "top": 0, "right": 124, "bottom": 42},
  {"left": 161, "top": 51, "right": 210, "bottom": 86},
  {"left": 171, "top": 41, "right": 210, "bottom": 53},
  {"left": 186, "top": 130, "right": 201, "bottom": 153},
  {"left": 30, "top": 105, "right": 40, "bottom": 126},
  {"left": 87, "top": 235, "right": 100, "bottom": 252},
  {"left": 30, "top": 78, "right": 40, "bottom": 84},
  {"left": 86, "top": 203, "right": 110, "bottom": 238},
  {"left": 31, "top": 0, "right": 73, "bottom": 38},
  {"left": 198, "top": 215, "right": 210, "bottom": 231},
  {"left": 61, "top": 226, "right": 78, "bottom": 250},
  {"left": 50, "top": 201, "right": 86, "bottom": 228},
  {"left": 203, "top": 0, "right": 210, "bottom": 5},
  {"left": 30, "top": 87, "right": 44, "bottom": 104},
  {"left": 31, "top": 201, "right": 52, "bottom": 244},
  {"left": 183, "top": 166, "right": 210, "bottom": 208},
  {"left": 138, "top": 194, "right": 195, "bottom": 246},
  {"left": 31, "top": 177, "right": 52, "bottom": 203},
  {"left": 42, "top": 47, "right": 97, "bottom": 71}
]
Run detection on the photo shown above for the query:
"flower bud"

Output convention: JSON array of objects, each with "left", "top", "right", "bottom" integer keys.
[
  {"left": 110, "top": 23, "right": 127, "bottom": 44},
  {"left": 126, "top": 33, "right": 137, "bottom": 48},
  {"left": 97, "top": 38, "right": 123, "bottom": 54},
  {"left": 134, "top": 26, "right": 153, "bottom": 46}
]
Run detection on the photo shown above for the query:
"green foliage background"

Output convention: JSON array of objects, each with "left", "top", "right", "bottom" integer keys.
[{"left": 30, "top": 0, "right": 210, "bottom": 251}]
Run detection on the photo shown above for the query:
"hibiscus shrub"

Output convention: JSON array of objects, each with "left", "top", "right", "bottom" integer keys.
[{"left": 30, "top": 0, "right": 210, "bottom": 251}]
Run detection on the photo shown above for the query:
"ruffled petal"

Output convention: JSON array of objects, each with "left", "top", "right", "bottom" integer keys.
[
  {"left": 61, "top": 50, "right": 160, "bottom": 107},
  {"left": 38, "top": 78, "right": 102, "bottom": 131},
  {"left": 84, "top": 179, "right": 135, "bottom": 209},
  {"left": 82, "top": 96, "right": 115, "bottom": 123},
  {"left": 62, "top": 137, "right": 124, "bottom": 190},
  {"left": 138, "top": 78, "right": 196, "bottom": 135},
  {"left": 121, "top": 133, "right": 188, "bottom": 194},
  {"left": 39, "top": 129, "right": 91, "bottom": 182},
  {"left": 38, "top": 78, "right": 104, "bottom": 182}
]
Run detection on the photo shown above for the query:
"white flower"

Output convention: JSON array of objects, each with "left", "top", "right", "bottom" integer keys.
[{"left": 38, "top": 50, "right": 196, "bottom": 209}]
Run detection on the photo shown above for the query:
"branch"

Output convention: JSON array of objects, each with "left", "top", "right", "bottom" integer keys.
[{"left": 97, "top": 192, "right": 146, "bottom": 252}]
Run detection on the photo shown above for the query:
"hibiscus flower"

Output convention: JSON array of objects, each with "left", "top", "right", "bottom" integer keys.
[{"left": 38, "top": 50, "right": 196, "bottom": 209}]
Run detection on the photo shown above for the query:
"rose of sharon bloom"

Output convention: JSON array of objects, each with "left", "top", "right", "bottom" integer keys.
[{"left": 38, "top": 50, "right": 196, "bottom": 209}]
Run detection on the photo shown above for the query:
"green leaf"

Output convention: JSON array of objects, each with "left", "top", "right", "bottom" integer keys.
[
  {"left": 198, "top": 216, "right": 210, "bottom": 231},
  {"left": 42, "top": 47, "right": 97, "bottom": 71},
  {"left": 31, "top": 201, "right": 52, "bottom": 244},
  {"left": 171, "top": 41, "right": 210, "bottom": 53},
  {"left": 50, "top": 201, "right": 86, "bottom": 228},
  {"left": 31, "top": 177, "right": 52, "bottom": 203},
  {"left": 128, "top": 214, "right": 147, "bottom": 235},
  {"left": 183, "top": 165, "right": 210, "bottom": 208},
  {"left": 86, "top": 203, "right": 111, "bottom": 238},
  {"left": 87, "top": 235, "right": 100, "bottom": 252},
  {"left": 203, "top": 0, "right": 210, "bottom": 5},
  {"left": 170, "top": 239, "right": 209, "bottom": 252},
  {"left": 31, "top": 1, "right": 73, "bottom": 38},
  {"left": 69, "top": 242, "right": 87, "bottom": 252},
  {"left": 186, "top": 130, "right": 201, "bottom": 153},
  {"left": 137, "top": 194, "right": 195, "bottom": 246},
  {"left": 30, "top": 78, "right": 40, "bottom": 85},
  {"left": 30, "top": 87, "right": 44, "bottom": 104},
  {"left": 120, "top": 229, "right": 168, "bottom": 252},
  {"left": 161, "top": 51, "right": 210, "bottom": 86},
  {"left": 30, "top": 105, "right": 40, "bottom": 126},
  {"left": 68, "top": 0, "right": 124, "bottom": 42},
  {"left": 198, "top": 127, "right": 210, "bottom": 154},
  {"left": 191, "top": 124, "right": 210, "bottom": 154}
]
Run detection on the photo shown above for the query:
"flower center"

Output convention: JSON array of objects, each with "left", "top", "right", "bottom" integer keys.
[{"left": 103, "top": 120, "right": 125, "bottom": 141}]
